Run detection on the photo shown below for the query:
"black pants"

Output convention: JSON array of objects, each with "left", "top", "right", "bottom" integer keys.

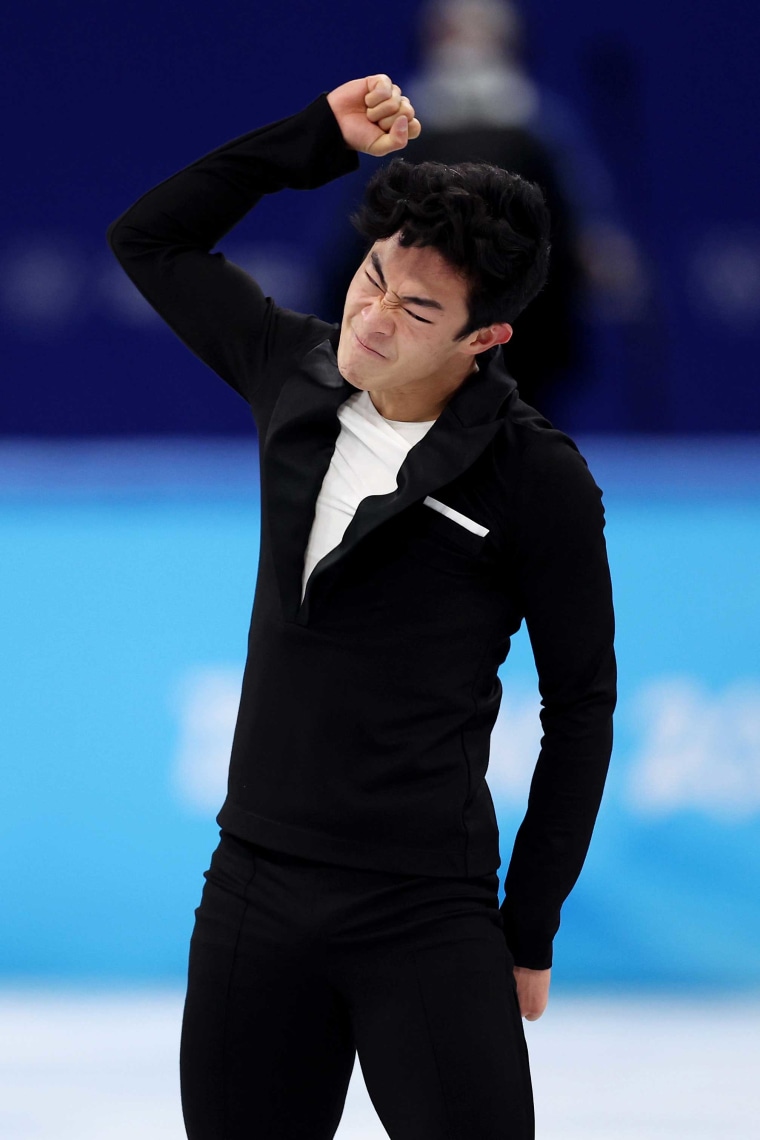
[{"left": 180, "top": 829, "right": 534, "bottom": 1140}]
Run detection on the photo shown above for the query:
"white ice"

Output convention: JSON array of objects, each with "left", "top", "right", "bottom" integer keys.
[{"left": 0, "top": 987, "right": 758, "bottom": 1139}]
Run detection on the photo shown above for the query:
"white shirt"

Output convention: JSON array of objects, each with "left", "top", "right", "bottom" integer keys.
[{"left": 301, "top": 389, "right": 436, "bottom": 601}]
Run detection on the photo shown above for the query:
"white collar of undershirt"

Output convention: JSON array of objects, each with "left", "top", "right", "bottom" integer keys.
[{"left": 361, "top": 390, "right": 436, "bottom": 439}]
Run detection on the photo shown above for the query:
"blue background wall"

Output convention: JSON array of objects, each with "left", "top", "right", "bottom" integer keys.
[
  {"left": 2, "top": 1, "right": 759, "bottom": 987},
  {"left": 2, "top": 0, "right": 759, "bottom": 434},
  {"left": 2, "top": 438, "right": 759, "bottom": 987}
]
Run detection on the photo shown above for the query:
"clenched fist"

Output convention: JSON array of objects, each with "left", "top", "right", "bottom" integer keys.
[{"left": 326, "top": 74, "right": 422, "bottom": 157}]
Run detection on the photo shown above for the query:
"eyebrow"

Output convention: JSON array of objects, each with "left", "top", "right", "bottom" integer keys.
[{"left": 370, "top": 251, "right": 445, "bottom": 312}]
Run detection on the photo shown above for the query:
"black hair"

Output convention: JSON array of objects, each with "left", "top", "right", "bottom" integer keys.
[{"left": 350, "top": 158, "right": 551, "bottom": 340}]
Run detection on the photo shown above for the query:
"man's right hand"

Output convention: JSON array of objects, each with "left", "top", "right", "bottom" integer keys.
[{"left": 326, "top": 74, "right": 421, "bottom": 157}]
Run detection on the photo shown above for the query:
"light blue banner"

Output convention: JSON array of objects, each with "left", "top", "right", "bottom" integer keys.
[{"left": 2, "top": 438, "right": 759, "bottom": 987}]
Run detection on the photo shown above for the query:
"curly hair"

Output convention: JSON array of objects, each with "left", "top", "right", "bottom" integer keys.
[{"left": 350, "top": 158, "right": 551, "bottom": 340}]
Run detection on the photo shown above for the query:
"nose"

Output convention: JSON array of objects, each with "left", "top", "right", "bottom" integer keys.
[{"left": 360, "top": 295, "right": 395, "bottom": 338}]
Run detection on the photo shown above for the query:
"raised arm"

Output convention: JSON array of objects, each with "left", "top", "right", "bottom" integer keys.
[
  {"left": 500, "top": 435, "right": 617, "bottom": 978},
  {"left": 105, "top": 76, "right": 419, "bottom": 422}
]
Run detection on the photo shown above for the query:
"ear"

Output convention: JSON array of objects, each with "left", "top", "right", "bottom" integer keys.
[{"left": 468, "top": 323, "right": 513, "bottom": 354}]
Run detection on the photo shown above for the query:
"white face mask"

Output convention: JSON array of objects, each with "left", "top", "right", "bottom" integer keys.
[{"left": 409, "top": 62, "right": 539, "bottom": 130}]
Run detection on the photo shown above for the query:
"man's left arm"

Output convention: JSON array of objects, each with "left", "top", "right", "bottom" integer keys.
[{"left": 500, "top": 434, "right": 617, "bottom": 1016}]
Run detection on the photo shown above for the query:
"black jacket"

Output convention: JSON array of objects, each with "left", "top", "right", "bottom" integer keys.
[{"left": 106, "top": 92, "right": 617, "bottom": 970}]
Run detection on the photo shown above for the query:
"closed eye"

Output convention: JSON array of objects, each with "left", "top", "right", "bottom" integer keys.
[{"left": 365, "top": 272, "right": 433, "bottom": 324}]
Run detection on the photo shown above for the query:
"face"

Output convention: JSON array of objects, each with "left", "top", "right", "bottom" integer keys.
[{"left": 336, "top": 233, "right": 510, "bottom": 404}]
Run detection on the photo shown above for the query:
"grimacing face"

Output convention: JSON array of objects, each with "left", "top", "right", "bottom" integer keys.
[{"left": 336, "top": 233, "right": 512, "bottom": 414}]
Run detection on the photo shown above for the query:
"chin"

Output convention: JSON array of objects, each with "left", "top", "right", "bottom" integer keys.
[
  {"left": 336, "top": 363, "right": 363, "bottom": 389},
  {"left": 336, "top": 353, "right": 365, "bottom": 389}
]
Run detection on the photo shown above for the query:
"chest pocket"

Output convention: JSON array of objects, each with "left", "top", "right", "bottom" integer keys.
[{"left": 406, "top": 499, "right": 489, "bottom": 575}]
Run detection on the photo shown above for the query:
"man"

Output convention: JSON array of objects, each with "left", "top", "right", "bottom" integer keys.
[{"left": 107, "top": 73, "right": 616, "bottom": 1140}]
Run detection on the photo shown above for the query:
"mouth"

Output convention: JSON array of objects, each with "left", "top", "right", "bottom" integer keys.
[{"left": 353, "top": 329, "right": 385, "bottom": 358}]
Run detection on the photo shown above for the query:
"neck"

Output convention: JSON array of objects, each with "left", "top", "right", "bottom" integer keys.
[{"left": 369, "top": 360, "right": 479, "bottom": 422}]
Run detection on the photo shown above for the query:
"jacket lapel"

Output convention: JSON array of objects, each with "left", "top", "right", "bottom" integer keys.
[
  {"left": 260, "top": 334, "right": 354, "bottom": 621},
  {"left": 261, "top": 327, "right": 518, "bottom": 624}
]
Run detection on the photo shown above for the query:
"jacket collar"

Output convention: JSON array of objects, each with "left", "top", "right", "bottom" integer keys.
[{"left": 262, "top": 328, "right": 517, "bottom": 624}]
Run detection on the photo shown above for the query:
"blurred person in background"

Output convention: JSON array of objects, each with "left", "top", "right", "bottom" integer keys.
[
  {"left": 318, "top": 0, "right": 647, "bottom": 417},
  {"left": 107, "top": 69, "right": 616, "bottom": 1140}
]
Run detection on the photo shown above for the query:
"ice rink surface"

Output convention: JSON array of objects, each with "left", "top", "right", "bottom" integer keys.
[{"left": 1, "top": 987, "right": 758, "bottom": 1139}]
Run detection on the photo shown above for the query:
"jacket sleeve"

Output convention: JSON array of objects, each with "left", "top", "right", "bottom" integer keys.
[
  {"left": 105, "top": 93, "right": 360, "bottom": 421},
  {"left": 499, "top": 434, "right": 617, "bottom": 970}
]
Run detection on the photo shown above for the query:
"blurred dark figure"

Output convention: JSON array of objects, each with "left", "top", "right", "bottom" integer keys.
[{"left": 318, "top": 0, "right": 647, "bottom": 416}]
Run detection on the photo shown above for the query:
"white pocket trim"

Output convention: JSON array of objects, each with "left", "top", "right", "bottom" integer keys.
[{"left": 423, "top": 496, "right": 490, "bottom": 537}]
